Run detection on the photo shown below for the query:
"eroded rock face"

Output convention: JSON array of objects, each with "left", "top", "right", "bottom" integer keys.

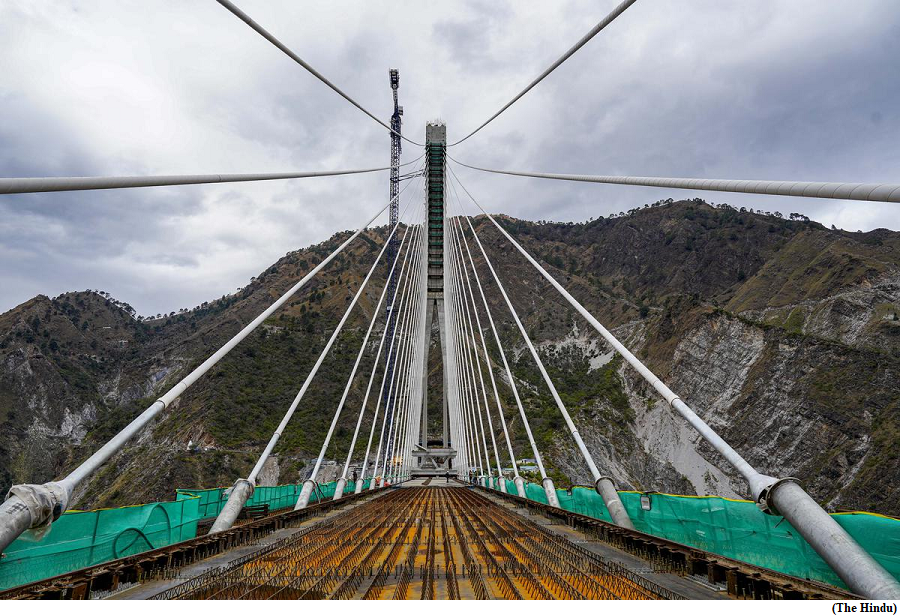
[{"left": 1, "top": 201, "right": 898, "bottom": 514}]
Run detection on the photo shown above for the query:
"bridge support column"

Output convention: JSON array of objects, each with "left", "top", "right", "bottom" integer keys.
[
  {"left": 294, "top": 479, "right": 316, "bottom": 510},
  {"left": 513, "top": 475, "right": 527, "bottom": 498},
  {"left": 498, "top": 476, "right": 507, "bottom": 493},
  {"left": 332, "top": 477, "right": 347, "bottom": 502},
  {"left": 595, "top": 477, "right": 635, "bottom": 530},
  {"left": 541, "top": 477, "right": 560, "bottom": 508},
  {"left": 209, "top": 478, "right": 255, "bottom": 534}
]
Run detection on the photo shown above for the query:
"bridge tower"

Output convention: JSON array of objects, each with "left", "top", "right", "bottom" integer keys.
[{"left": 414, "top": 121, "right": 455, "bottom": 475}]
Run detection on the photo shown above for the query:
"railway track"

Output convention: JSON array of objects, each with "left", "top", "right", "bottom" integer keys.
[{"left": 152, "top": 487, "right": 680, "bottom": 600}]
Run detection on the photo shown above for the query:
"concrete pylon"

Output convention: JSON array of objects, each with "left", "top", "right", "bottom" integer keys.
[{"left": 420, "top": 298, "right": 449, "bottom": 449}]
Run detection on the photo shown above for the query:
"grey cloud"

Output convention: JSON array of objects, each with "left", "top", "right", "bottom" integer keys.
[{"left": 0, "top": 0, "right": 898, "bottom": 317}]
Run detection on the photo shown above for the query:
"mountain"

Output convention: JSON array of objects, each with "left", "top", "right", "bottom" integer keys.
[{"left": 1, "top": 199, "right": 898, "bottom": 515}]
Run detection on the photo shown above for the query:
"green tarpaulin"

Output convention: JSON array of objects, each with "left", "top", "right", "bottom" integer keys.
[
  {"left": 506, "top": 479, "right": 900, "bottom": 590},
  {"left": 0, "top": 478, "right": 362, "bottom": 591}
]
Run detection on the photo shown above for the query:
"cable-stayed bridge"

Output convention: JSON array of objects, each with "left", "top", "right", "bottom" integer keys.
[{"left": 0, "top": 0, "right": 899, "bottom": 601}]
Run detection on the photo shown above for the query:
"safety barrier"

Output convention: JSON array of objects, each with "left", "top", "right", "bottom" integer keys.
[
  {"left": 507, "top": 479, "right": 900, "bottom": 590},
  {"left": 0, "top": 478, "right": 365, "bottom": 590}
]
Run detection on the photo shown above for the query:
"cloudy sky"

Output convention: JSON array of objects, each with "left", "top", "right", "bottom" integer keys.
[{"left": 1, "top": 1, "right": 898, "bottom": 316}]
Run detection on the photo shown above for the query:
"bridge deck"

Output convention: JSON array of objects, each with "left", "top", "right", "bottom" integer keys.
[{"left": 145, "top": 485, "right": 701, "bottom": 600}]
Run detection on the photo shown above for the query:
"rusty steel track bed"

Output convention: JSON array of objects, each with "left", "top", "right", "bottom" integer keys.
[{"left": 152, "top": 487, "right": 680, "bottom": 600}]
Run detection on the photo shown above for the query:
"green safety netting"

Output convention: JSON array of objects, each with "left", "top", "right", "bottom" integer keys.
[
  {"left": 505, "top": 479, "right": 900, "bottom": 590},
  {"left": 7, "top": 476, "right": 896, "bottom": 593},
  {"left": 0, "top": 496, "right": 199, "bottom": 591},
  {"left": 175, "top": 478, "right": 367, "bottom": 520},
  {"left": 0, "top": 478, "right": 367, "bottom": 591}
]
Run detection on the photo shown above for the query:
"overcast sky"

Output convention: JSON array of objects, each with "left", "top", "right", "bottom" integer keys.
[{"left": 1, "top": 1, "right": 898, "bottom": 316}]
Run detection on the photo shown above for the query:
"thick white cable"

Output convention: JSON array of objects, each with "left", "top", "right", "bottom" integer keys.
[
  {"left": 383, "top": 244, "right": 425, "bottom": 481},
  {"left": 0, "top": 192, "right": 396, "bottom": 544},
  {"left": 441, "top": 236, "right": 465, "bottom": 474},
  {"left": 447, "top": 242, "right": 477, "bottom": 474},
  {"left": 384, "top": 272, "right": 419, "bottom": 480},
  {"left": 396, "top": 251, "right": 423, "bottom": 481},
  {"left": 403, "top": 238, "right": 428, "bottom": 475},
  {"left": 451, "top": 231, "right": 491, "bottom": 476},
  {"left": 265, "top": 235, "right": 398, "bottom": 509},
  {"left": 448, "top": 210, "right": 519, "bottom": 479},
  {"left": 450, "top": 204, "right": 558, "bottom": 501},
  {"left": 357, "top": 223, "right": 423, "bottom": 490},
  {"left": 261, "top": 190, "right": 414, "bottom": 492},
  {"left": 396, "top": 242, "right": 426, "bottom": 480},
  {"left": 336, "top": 173, "right": 423, "bottom": 485},
  {"left": 375, "top": 223, "right": 426, "bottom": 482},
  {"left": 449, "top": 224, "right": 505, "bottom": 481},
  {"left": 450, "top": 156, "right": 900, "bottom": 205},
  {"left": 446, "top": 177, "right": 604, "bottom": 485},
  {"left": 449, "top": 0, "right": 637, "bottom": 146},
  {"left": 336, "top": 219, "right": 415, "bottom": 484},
  {"left": 404, "top": 253, "right": 428, "bottom": 478},
  {"left": 0, "top": 158, "right": 424, "bottom": 195},
  {"left": 449, "top": 170, "right": 900, "bottom": 596},
  {"left": 448, "top": 166, "right": 767, "bottom": 484},
  {"left": 212, "top": 193, "right": 410, "bottom": 528},
  {"left": 217, "top": 0, "right": 423, "bottom": 147},
  {"left": 448, "top": 242, "right": 474, "bottom": 477},
  {"left": 387, "top": 301, "right": 417, "bottom": 480},
  {"left": 454, "top": 202, "right": 547, "bottom": 478},
  {"left": 370, "top": 223, "right": 424, "bottom": 484}
]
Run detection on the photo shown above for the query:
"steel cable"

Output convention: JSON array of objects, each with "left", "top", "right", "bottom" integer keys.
[
  {"left": 217, "top": 0, "right": 424, "bottom": 147},
  {"left": 449, "top": 0, "right": 637, "bottom": 146}
]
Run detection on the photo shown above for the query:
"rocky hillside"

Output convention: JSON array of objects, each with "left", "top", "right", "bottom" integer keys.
[{"left": 1, "top": 200, "right": 898, "bottom": 515}]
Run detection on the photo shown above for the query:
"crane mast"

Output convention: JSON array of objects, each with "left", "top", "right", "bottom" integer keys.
[{"left": 382, "top": 68, "right": 403, "bottom": 458}]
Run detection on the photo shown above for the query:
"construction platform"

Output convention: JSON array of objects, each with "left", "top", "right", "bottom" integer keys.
[
  {"left": 135, "top": 483, "right": 690, "bottom": 600},
  {"left": 0, "top": 481, "right": 858, "bottom": 600}
]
